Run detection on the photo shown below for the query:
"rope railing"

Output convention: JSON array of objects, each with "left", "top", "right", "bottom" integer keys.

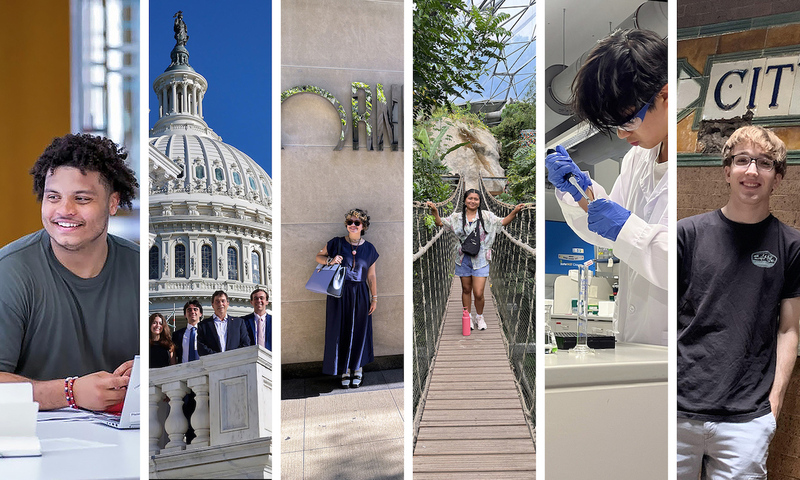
[
  {"left": 412, "top": 176, "right": 464, "bottom": 429},
  {"left": 412, "top": 174, "right": 535, "bottom": 445},
  {"left": 480, "top": 179, "right": 537, "bottom": 442}
]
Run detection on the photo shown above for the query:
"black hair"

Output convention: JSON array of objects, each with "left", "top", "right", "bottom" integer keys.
[
  {"left": 461, "top": 189, "right": 485, "bottom": 234},
  {"left": 30, "top": 133, "right": 138, "bottom": 209},
  {"left": 183, "top": 299, "right": 204, "bottom": 316},
  {"left": 571, "top": 29, "right": 667, "bottom": 136},
  {"left": 250, "top": 288, "right": 269, "bottom": 302}
]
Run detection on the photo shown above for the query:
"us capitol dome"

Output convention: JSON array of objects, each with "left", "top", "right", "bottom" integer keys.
[{"left": 148, "top": 12, "right": 272, "bottom": 323}]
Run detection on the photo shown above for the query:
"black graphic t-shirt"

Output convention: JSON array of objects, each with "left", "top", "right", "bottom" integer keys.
[{"left": 678, "top": 210, "right": 800, "bottom": 421}]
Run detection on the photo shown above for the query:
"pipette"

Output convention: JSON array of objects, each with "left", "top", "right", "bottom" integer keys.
[{"left": 547, "top": 148, "right": 592, "bottom": 202}]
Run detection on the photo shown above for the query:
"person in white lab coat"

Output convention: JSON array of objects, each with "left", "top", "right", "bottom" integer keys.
[{"left": 545, "top": 29, "right": 668, "bottom": 345}]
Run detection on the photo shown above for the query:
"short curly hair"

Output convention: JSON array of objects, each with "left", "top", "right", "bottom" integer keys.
[
  {"left": 30, "top": 133, "right": 138, "bottom": 209},
  {"left": 344, "top": 208, "right": 370, "bottom": 234}
]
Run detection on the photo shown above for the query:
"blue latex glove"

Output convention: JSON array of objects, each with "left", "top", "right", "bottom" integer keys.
[
  {"left": 587, "top": 199, "right": 632, "bottom": 241},
  {"left": 545, "top": 145, "right": 591, "bottom": 202}
]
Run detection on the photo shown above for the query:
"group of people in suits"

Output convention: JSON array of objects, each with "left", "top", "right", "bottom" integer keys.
[
  {"left": 149, "top": 288, "right": 272, "bottom": 369},
  {"left": 148, "top": 288, "right": 272, "bottom": 445}
]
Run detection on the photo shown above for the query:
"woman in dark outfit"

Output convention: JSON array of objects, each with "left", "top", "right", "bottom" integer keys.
[
  {"left": 315, "top": 208, "right": 379, "bottom": 388},
  {"left": 149, "top": 312, "right": 175, "bottom": 368}
]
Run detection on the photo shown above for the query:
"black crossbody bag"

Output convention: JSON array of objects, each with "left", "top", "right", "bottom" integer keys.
[{"left": 461, "top": 223, "right": 481, "bottom": 256}]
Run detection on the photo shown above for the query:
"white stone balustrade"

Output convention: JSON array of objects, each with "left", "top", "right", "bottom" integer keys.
[{"left": 149, "top": 345, "right": 272, "bottom": 479}]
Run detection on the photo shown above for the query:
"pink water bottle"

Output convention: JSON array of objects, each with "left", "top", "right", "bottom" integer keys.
[{"left": 462, "top": 310, "right": 471, "bottom": 336}]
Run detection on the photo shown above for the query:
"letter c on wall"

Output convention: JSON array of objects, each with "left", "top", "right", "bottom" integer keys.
[
  {"left": 281, "top": 85, "right": 347, "bottom": 151},
  {"left": 714, "top": 69, "right": 747, "bottom": 111}
]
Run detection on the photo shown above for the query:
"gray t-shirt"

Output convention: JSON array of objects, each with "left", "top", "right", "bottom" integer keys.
[{"left": 0, "top": 230, "right": 139, "bottom": 380}]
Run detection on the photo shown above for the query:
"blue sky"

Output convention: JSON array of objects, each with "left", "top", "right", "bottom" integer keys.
[{"left": 148, "top": 1, "right": 272, "bottom": 175}]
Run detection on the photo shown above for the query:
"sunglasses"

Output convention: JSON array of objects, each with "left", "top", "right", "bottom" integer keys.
[
  {"left": 617, "top": 90, "right": 659, "bottom": 132},
  {"left": 346, "top": 219, "right": 362, "bottom": 227}
]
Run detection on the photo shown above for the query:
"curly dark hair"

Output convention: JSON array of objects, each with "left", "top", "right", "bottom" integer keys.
[
  {"left": 571, "top": 29, "right": 667, "bottom": 137},
  {"left": 30, "top": 133, "right": 138, "bottom": 209},
  {"left": 345, "top": 208, "right": 371, "bottom": 234}
]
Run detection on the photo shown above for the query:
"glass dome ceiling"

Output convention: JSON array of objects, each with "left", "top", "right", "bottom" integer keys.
[{"left": 454, "top": 0, "right": 536, "bottom": 108}]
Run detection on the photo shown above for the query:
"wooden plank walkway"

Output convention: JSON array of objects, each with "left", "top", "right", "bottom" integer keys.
[{"left": 413, "top": 278, "right": 536, "bottom": 479}]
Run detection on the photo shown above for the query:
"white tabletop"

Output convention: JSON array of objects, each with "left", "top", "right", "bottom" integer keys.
[
  {"left": 544, "top": 342, "right": 668, "bottom": 388},
  {"left": 0, "top": 416, "right": 139, "bottom": 480}
]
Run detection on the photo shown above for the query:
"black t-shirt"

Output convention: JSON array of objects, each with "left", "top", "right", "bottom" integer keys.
[{"left": 678, "top": 210, "right": 800, "bottom": 421}]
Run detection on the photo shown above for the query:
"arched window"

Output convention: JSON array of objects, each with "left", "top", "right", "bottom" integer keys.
[
  {"left": 175, "top": 244, "right": 187, "bottom": 278},
  {"left": 227, "top": 247, "right": 238, "bottom": 281},
  {"left": 201, "top": 244, "right": 212, "bottom": 278},
  {"left": 149, "top": 245, "right": 159, "bottom": 280},
  {"left": 252, "top": 251, "right": 261, "bottom": 284}
]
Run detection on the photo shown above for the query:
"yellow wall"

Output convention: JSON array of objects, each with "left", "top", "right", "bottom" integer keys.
[{"left": 0, "top": 1, "right": 71, "bottom": 247}]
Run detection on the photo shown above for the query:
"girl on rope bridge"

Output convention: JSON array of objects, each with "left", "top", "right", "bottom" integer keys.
[{"left": 427, "top": 189, "right": 527, "bottom": 333}]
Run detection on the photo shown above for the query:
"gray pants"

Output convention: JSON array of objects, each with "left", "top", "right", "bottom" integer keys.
[{"left": 677, "top": 412, "right": 776, "bottom": 480}]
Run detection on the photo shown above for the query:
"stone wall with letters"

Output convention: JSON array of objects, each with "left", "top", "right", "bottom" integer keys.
[{"left": 280, "top": 0, "right": 404, "bottom": 366}]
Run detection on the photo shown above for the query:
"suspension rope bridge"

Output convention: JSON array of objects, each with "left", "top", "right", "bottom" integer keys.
[{"left": 412, "top": 175, "right": 536, "bottom": 478}]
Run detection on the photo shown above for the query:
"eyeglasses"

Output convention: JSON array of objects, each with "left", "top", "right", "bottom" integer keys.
[
  {"left": 729, "top": 154, "right": 776, "bottom": 172},
  {"left": 346, "top": 219, "right": 362, "bottom": 227},
  {"left": 617, "top": 91, "right": 659, "bottom": 132}
]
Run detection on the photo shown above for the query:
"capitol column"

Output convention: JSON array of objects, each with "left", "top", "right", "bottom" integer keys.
[
  {"left": 182, "top": 82, "right": 189, "bottom": 114},
  {"left": 170, "top": 82, "right": 177, "bottom": 113}
]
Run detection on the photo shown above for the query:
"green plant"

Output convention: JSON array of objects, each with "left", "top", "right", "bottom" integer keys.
[
  {"left": 414, "top": 0, "right": 510, "bottom": 114},
  {"left": 504, "top": 143, "right": 536, "bottom": 203},
  {"left": 413, "top": 123, "right": 469, "bottom": 202},
  {"left": 491, "top": 99, "right": 536, "bottom": 170}
]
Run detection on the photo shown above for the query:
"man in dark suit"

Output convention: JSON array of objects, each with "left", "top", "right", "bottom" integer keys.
[
  {"left": 242, "top": 288, "right": 272, "bottom": 351},
  {"left": 172, "top": 299, "right": 203, "bottom": 364},
  {"left": 197, "top": 290, "right": 250, "bottom": 355},
  {"left": 169, "top": 298, "right": 204, "bottom": 445}
]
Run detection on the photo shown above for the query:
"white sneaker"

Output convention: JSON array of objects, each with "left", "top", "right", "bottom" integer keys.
[
  {"left": 476, "top": 314, "right": 487, "bottom": 330},
  {"left": 470, "top": 313, "right": 476, "bottom": 330}
]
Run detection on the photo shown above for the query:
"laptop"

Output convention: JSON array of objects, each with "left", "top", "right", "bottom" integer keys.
[{"left": 99, "top": 355, "right": 140, "bottom": 429}]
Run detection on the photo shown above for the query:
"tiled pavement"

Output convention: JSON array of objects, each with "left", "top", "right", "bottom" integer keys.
[{"left": 281, "top": 369, "right": 404, "bottom": 479}]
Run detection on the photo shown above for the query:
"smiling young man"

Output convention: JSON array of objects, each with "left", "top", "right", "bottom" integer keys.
[
  {"left": 544, "top": 28, "right": 669, "bottom": 345},
  {"left": 677, "top": 126, "right": 800, "bottom": 478},
  {"left": 0, "top": 133, "right": 139, "bottom": 411},
  {"left": 243, "top": 288, "right": 272, "bottom": 351},
  {"left": 196, "top": 290, "right": 251, "bottom": 355}
]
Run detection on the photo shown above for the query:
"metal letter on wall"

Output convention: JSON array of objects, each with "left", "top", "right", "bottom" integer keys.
[
  {"left": 281, "top": 85, "right": 347, "bottom": 151},
  {"left": 373, "top": 84, "right": 393, "bottom": 151},
  {"left": 390, "top": 85, "right": 401, "bottom": 151},
  {"left": 352, "top": 82, "right": 372, "bottom": 150}
]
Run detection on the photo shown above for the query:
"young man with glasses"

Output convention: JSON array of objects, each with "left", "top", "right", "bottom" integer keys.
[
  {"left": 545, "top": 28, "right": 668, "bottom": 345},
  {"left": 677, "top": 125, "right": 800, "bottom": 478}
]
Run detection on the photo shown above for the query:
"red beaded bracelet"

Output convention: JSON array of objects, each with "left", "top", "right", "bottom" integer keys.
[{"left": 65, "top": 376, "right": 78, "bottom": 409}]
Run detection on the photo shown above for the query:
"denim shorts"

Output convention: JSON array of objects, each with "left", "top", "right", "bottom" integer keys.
[{"left": 455, "top": 254, "right": 490, "bottom": 277}]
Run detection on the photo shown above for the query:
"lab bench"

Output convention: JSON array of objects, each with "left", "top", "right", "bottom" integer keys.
[{"left": 545, "top": 343, "right": 667, "bottom": 479}]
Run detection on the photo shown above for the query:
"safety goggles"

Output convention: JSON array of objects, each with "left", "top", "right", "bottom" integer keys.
[{"left": 617, "top": 90, "right": 659, "bottom": 132}]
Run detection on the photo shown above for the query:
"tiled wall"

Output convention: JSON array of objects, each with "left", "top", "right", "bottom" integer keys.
[{"left": 678, "top": 0, "right": 800, "bottom": 29}]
